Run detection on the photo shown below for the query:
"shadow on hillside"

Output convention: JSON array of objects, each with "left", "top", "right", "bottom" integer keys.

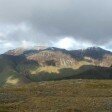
[
  {"left": 1, "top": 54, "right": 39, "bottom": 83},
  {"left": 29, "top": 65, "right": 112, "bottom": 82},
  {"left": 2, "top": 54, "right": 112, "bottom": 82}
]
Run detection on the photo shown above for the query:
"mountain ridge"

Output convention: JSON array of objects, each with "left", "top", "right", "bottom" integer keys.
[{"left": 0, "top": 46, "right": 112, "bottom": 86}]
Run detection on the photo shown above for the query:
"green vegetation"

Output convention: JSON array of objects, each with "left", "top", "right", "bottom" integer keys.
[{"left": 0, "top": 79, "right": 112, "bottom": 112}]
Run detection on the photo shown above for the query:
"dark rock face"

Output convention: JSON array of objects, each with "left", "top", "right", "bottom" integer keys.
[{"left": 69, "top": 47, "right": 112, "bottom": 60}]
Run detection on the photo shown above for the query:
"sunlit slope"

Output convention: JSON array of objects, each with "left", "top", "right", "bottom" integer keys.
[{"left": 0, "top": 47, "right": 111, "bottom": 86}]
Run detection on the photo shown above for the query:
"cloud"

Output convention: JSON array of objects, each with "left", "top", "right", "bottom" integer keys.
[
  {"left": 0, "top": 0, "right": 112, "bottom": 52},
  {"left": 21, "top": 40, "right": 37, "bottom": 48},
  {"left": 53, "top": 37, "right": 93, "bottom": 50}
]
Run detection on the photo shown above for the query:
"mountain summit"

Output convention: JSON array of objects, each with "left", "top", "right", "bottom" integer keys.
[{"left": 0, "top": 46, "right": 112, "bottom": 86}]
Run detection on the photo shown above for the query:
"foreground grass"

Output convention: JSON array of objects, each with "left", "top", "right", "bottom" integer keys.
[{"left": 0, "top": 79, "right": 112, "bottom": 112}]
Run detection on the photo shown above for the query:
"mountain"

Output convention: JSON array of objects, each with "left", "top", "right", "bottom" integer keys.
[
  {"left": 70, "top": 47, "right": 112, "bottom": 60},
  {"left": 0, "top": 46, "right": 112, "bottom": 86}
]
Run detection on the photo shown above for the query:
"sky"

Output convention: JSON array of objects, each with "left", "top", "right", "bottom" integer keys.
[{"left": 0, "top": 0, "right": 112, "bottom": 53}]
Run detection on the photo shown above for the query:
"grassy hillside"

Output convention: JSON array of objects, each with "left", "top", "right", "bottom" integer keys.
[
  {"left": 0, "top": 47, "right": 112, "bottom": 87},
  {"left": 0, "top": 55, "right": 31, "bottom": 86},
  {"left": 0, "top": 53, "right": 112, "bottom": 85},
  {"left": 0, "top": 79, "right": 112, "bottom": 112}
]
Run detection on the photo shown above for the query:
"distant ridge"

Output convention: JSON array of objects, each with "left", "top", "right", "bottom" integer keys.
[{"left": 0, "top": 46, "right": 112, "bottom": 86}]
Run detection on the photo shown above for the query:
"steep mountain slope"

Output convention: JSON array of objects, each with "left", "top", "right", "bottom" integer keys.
[
  {"left": 0, "top": 55, "right": 29, "bottom": 86},
  {"left": 70, "top": 47, "right": 112, "bottom": 67},
  {"left": 0, "top": 46, "right": 112, "bottom": 86},
  {"left": 70, "top": 47, "right": 112, "bottom": 60}
]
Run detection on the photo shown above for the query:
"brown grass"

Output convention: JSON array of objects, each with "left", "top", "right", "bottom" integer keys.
[{"left": 0, "top": 79, "right": 112, "bottom": 112}]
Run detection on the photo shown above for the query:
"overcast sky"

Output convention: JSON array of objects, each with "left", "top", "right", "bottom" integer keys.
[{"left": 0, "top": 0, "right": 112, "bottom": 53}]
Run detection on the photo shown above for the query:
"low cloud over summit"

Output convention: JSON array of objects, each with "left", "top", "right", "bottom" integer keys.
[{"left": 0, "top": 0, "right": 112, "bottom": 53}]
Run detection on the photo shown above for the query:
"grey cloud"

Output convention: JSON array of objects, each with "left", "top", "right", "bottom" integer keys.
[{"left": 0, "top": 0, "right": 112, "bottom": 48}]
